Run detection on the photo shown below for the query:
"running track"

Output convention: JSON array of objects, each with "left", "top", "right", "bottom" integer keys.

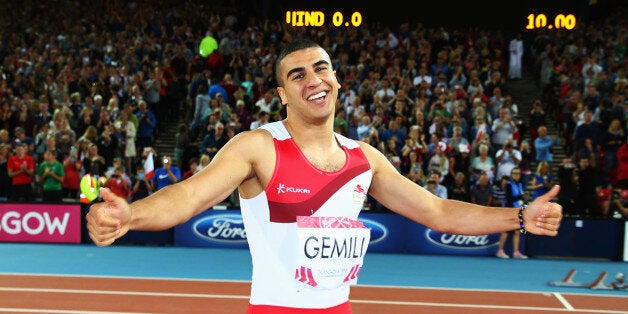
[{"left": 0, "top": 243, "right": 626, "bottom": 313}]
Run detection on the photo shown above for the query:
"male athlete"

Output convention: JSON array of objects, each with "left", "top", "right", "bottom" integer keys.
[{"left": 87, "top": 38, "right": 562, "bottom": 313}]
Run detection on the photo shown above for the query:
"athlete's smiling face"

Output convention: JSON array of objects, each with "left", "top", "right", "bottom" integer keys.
[{"left": 276, "top": 47, "right": 341, "bottom": 121}]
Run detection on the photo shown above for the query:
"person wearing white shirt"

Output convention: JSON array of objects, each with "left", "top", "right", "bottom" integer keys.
[{"left": 495, "top": 139, "right": 522, "bottom": 180}]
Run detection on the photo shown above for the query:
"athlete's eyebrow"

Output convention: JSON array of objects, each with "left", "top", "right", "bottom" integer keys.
[
  {"left": 286, "top": 66, "right": 305, "bottom": 80},
  {"left": 285, "top": 60, "right": 329, "bottom": 80}
]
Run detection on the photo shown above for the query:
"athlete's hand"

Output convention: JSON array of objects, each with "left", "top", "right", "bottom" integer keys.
[
  {"left": 524, "top": 185, "right": 562, "bottom": 236},
  {"left": 86, "top": 188, "right": 132, "bottom": 246}
]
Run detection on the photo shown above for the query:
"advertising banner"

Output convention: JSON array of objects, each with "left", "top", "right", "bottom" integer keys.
[
  {"left": 174, "top": 210, "right": 500, "bottom": 256},
  {"left": 0, "top": 203, "right": 81, "bottom": 243},
  {"left": 175, "top": 211, "right": 249, "bottom": 248},
  {"left": 405, "top": 223, "right": 502, "bottom": 255}
]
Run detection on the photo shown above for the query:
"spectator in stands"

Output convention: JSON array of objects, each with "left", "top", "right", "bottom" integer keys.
[
  {"left": 575, "top": 137, "right": 599, "bottom": 174},
  {"left": 383, "top": 136, "right": 403, "bottom": 173},
  {"left": 495, "top": 139, "right": 521, "bottom": 181},
  {"left": 115, "top": 110, "right": 137, "bottom": 175},
  {"left": 12, "top": 103, "right": 36, "bottom": 140},
  {"left": 333, "top": 107, "right": 348, "bottom": 136},
  {"left": 518, "top": 140, "right": 533, "bottom": 188},
  {"left": 198, "top": 154, "right": 211, "bottom": 170},
  {"left": 403, "top": 150, "right": 426, "bottom": 186},
  {"left": 528, "top": 99, "right": 546, "bottom": 144},
  {"left": 37, "top": 148, "right": 64, "bottom": 203},
  {"left": 445, "top": 143, "right": 471, "bottom": 186},
  {"left": 61, "top": 146, "right": 82, "bottom": 200},
  {"left": 82, "top": 142, "right": 106, "bottom": 177},
  {"left": 492, "top": 175, "right": 509, "bottom": 209},
  {"left": 496, "top": 167, "right": 528, "bottom": 259},
  {"left": 534, "top": 125, "right": 560, "bottom": 163},
  {"left": 190, "top": 83, "right": 211, "bottom": 133},
  {"left": 530, "top": 161, "right": 555, "bottom": 201},
  {"left": 470, "top": 143, "right": 495, "bottom": 185},
  {"left": 601, "top": 118, "right": 625, "bottom": 179},
  {"left": 174, "top": 123, "right": 192, "bottom": 168},
  {"left": 447, "top": 172, "right": 470, "bottom": 202},
  {"left": 103, "top": 166, "right": 130, "bottom": 201},
  {"left": 603, "top": 186, "right": 628, "bottom": 219},
  {"left": 380, "top": 118, "right": 407, "bottom": 154},
  {"left": 7, "top": 142, "right": 35, "bottom": 202},
  {"left": 447, "top": 122, "right": 469, "bottom": 149},
  {"left": 484, "top": 71, "right": 507, "bottom": 98},
  {"left": 95, "top": 106, "right": 114, "bottom": 135},
  {"left": 13, "top": 126, "right": 34, "bottom": 153},
  {"left": 199, "top": 122, "right": 228, "bottom": 159},
  {"left": 424, "top": 170, "right": 447, "bottom": 199},
  {"left": 375, "top": 78, "right": 396, "bottom": 103},
  {"left": 96, "top": 124, "right": 119, "bottom": 170},
  {"left": 255, "top": 90, "right": 280, "bottom": 114},
  {"left": 0, "top": 129, "right": 10, "bottom": 148},
  {"left": 144, "top": 67, "right": 162, "bottom": 123},
  {"left": 54, "top": 117, "right": 76, "bottom": 159},
  {"left": 233, "top": 99, "right": 251, "bottom": 131},
  {"left": 33, "top": 123, "right": 51, "bottom": 163},
  {"left": 76, "top": 106, "right": 95, "bottom": 138},
  {"left": 470, "top": 172, "right": 494, "bottom": 206},
  {"left": 152, "top": 155, "right": 181, "bottom": 191},
  {"left": 469, "top": 114, "right": 491, "bottom": 145},
  {"left": 182, "top": 157, "right": 200, "bottom": 180},
  {"left": 491, "top": 107, "right": 517, "bottom": 147},
  {"left": 573, "top": 110, "right": 602, "bottom": 153},
  {"left": 130, "top": 165, "right": 153, "bottom": 202},
  {"left": 249, "top": 110, "right": 270, "bottom": 130},
  {"left": 135, "top": 100, "right": 157, "bottom": 155},
  {"left": 487, "top": 86, "right": 506, "bottom": 120}
]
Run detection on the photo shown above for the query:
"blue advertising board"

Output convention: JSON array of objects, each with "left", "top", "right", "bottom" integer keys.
[
  {"left": 175, "top": 211, "right": 249, "bottom": 248},
  {"left": 173, "top": 210, "right": 504, "bottom": 256},
  {"left": 404, "top": 224, "right": 503, "bottom": 255}
]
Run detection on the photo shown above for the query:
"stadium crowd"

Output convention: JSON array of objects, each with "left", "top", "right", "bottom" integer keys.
[{"left": 0, "top": 1, "right": 626, "bottom": 219}]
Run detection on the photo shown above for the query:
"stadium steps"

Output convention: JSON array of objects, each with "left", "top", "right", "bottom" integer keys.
[{"left": 508, "top": 66, "right": 566, "bottom": 195}]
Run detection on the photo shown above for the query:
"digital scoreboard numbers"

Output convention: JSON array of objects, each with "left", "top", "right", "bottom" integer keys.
[
  {"left": 285, "top": 10, "right": 363, "bottom": 27},
  {"left": 283, "top": 5, "right": 579, "bottom": 31},
  {"left": 525, "top": 13, "right": 577, "bottom": 30}
]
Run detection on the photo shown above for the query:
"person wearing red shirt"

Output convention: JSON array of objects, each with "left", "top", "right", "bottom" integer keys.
[
  {"left": 7, "top": 142, "right": 35, "bottom": 202},
  {"left": 103, "top": 166, "right": 130, "bottom": 200},
  {"left": 62, "top": 147, "right": 82, "bottom": 200}
]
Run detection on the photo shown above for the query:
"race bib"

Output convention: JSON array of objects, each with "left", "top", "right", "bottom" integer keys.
[{"left": 294, "top": 216, "right": 370, "bottom": 290}]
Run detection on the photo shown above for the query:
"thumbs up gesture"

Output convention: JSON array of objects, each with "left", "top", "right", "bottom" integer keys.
[
  {"left": 524, "top": 185, "right": 562, "bottom": 236},
  {"left": 86, "top": 188, "right": 132, "bottom": 246}
]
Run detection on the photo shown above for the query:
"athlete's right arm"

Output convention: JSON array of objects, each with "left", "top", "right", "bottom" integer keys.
[{"left": 86, "top": 129, "right": 273, "bottom": 246}]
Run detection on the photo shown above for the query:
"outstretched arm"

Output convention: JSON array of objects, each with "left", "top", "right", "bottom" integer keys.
[
  {"left": 87, "top": 130, "right": 266, "bottom": 246},
  {"left": 362, "top": 142, "right": 562, "bottom": 236}
]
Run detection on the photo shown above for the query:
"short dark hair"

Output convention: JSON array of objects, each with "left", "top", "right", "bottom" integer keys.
[{"left": 274, "top": 38, "right": 322, "bottom": 87}]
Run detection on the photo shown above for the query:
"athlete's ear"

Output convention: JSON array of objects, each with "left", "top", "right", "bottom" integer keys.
[{"left": 277, "top": 87, "right": 288, "bottom": 105}]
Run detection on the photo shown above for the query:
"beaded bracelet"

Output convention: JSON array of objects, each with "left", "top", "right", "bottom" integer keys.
[{"left": 518, "top": 204, "right": 528, "bottom": 234}]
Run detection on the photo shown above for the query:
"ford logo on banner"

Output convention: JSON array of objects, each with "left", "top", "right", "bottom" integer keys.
[
  {"left": 193, "top": 214, "right": 248, "bottom": 244},
  {"left": 424, "top": 229, "right": 499, "bottom": 250},
  {"left": 359, "top": 218, "right": 388, "bottom": 245}
]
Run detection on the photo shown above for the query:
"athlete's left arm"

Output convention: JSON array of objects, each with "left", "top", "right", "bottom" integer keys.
[{"left": 360, "top": 142, "right": 561, "bottom": 236}]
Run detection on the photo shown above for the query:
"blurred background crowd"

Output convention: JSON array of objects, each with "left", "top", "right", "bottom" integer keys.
[{"left": 0, "top": 0, "right": 626, "bottom": 220}]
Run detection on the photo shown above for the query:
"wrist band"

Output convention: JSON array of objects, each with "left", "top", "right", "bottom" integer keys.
[{"left": 518, "top": 204, "right": 528, "bottom": 234}]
